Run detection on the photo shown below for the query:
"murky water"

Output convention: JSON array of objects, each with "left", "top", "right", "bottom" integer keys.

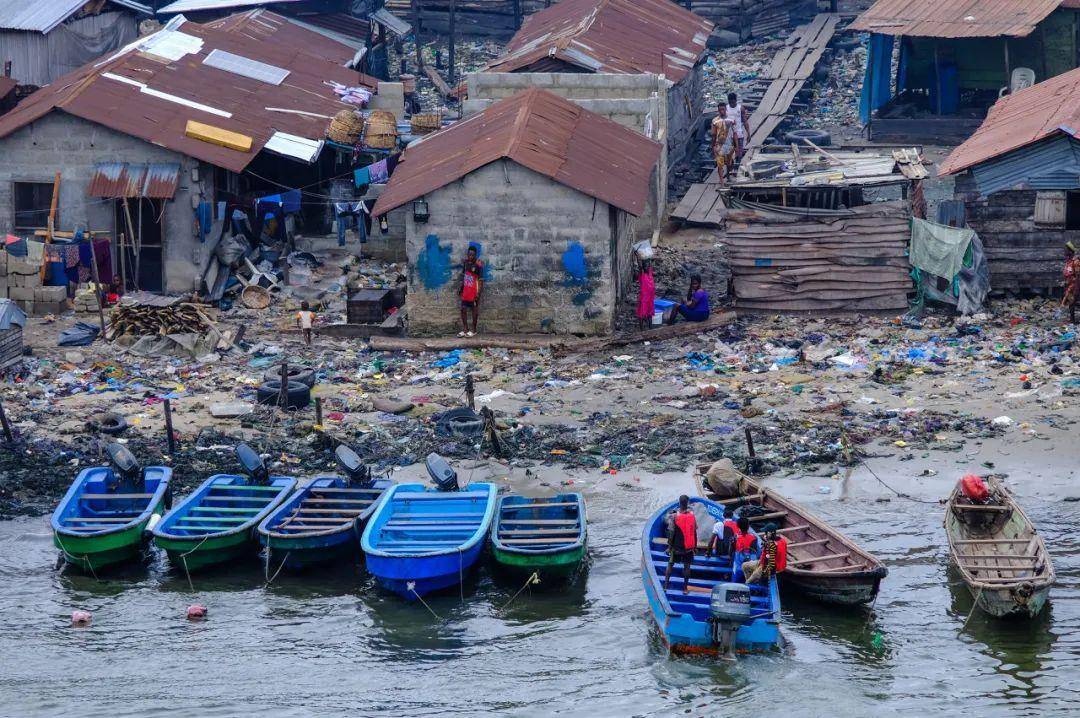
[{"left": 1, "top": 484, "right": 1077, "bottom": 717}]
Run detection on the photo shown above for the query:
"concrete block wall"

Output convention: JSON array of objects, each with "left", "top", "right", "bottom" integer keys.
[
  {"left": 404, "top": 161, "right": 617, "bottom": 336},
  {"left": 465, "top": 72, "right": 669, "bottom": 222},
  {"left": 0, "top": 113, "right": 203, "bottom": 294},
  {"left": 0, "top": 249, "right": 65, "bottom": 315}
]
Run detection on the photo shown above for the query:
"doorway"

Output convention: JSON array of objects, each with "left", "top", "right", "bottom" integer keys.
[{"left": 114, "top": 198, "right": 165, "bottom": 292}]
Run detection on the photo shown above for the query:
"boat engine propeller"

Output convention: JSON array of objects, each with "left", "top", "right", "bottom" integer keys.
[
  {"left": 235, "top": 443, "right": 269, "bottom": 484},
  {"left": 335, "top": 444, "right": 372, "bottom": 486},
  {"left": 106, "top": 442, "right": 143, "bottom": 491},
  {"left": 425, "top": 453, "right": 459, "bottom": 492},
  {"left": 709, "top": 582, "right": 752, "bottom": 660}
]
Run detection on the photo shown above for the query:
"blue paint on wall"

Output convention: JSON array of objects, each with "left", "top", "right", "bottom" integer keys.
[
  {"left": 562, "top": 242, "right": 588, "bottom": 285},
  {"left": 416, "top": 234, "right": 452, "bottom": 289}
]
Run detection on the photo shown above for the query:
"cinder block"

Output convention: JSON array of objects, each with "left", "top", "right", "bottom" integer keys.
[
  {"left": 7, "top": 286, "right": 34, "bottom": 301},
  {"left": 35, "top": 285, "right": 67, "bottom": 302},
  {"left": 32, "top": 300, "right": 65, "bottom": 316},
  {"left": 6, "top": 256, "right": 40, "bottom": 276}
]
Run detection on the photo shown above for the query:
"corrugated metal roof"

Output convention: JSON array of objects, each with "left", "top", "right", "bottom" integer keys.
[
  {"left": 968, "top": 133, "right": 1080, "bottom": 193},
  {"left": 0, "top": 0, "right": 91, "bottom": 33},
  {"left": 88, "top": 162, "right": 181, "bottom": 198},
  {"left": 0, "top": 12, "right": 378, "bottom": 173},
  {"left": 206, "top": 8, "right": 357, "bottom": 64},
  {"left": 939, "top": 66, "right": 1080, "bottom": 175},
  {"left": 849, "top": 0, "right": 1064, "bottom": 38},
  {"left": 158, "top": 0, "right": 301, "bottom": 13},
  {"left": 370, "top": 7, "right": 410, "bottom": 37},
  {"left": 485, "top": 0, "right": 713, "bottom": 82},
  {"left": 372, "top": 87, "right": 662, "bottom": 217}
]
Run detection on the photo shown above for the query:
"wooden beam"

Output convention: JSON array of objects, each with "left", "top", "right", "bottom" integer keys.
[{"left": 789, "top": 552, "right": 848, "bottom": 565}]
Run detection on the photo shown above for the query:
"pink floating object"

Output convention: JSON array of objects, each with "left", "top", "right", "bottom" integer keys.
[
  {"left": 186, "top": 604, "right": 207, "bottom": 620},
  {"left": 71, "top": 610, "right": 92, "bottom": 626}
]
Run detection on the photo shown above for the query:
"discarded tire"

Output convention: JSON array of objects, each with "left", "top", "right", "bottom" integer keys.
[
  {"left": 256, "top": 380, "right": 311, "bottom": 410},
  {"left": 90, "top": 413, "right": 128, "bottom": 436},
  {"left": 435, "top": 407, "right": 482, "bottom": 436},
  {"left": 448, "top": 415, "right": 484, "bottom": 438},
  {"left": 262, "top": 367, "right": 316, "bottom": 388},
  {"left": 784, "top": 129, "right": 831, "bottom": 147}
]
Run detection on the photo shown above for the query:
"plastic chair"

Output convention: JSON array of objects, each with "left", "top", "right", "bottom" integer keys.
[{"left": 1000, "top": 67, "right": 1036, "bottom": 97}]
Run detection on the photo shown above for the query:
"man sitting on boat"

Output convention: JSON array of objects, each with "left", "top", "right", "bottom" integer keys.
[
  {"left": 663, "top": 495, "right": 698, "bottom": 595},
  {"left": 743, "top": 530, "right": 787, "bottom": 584},
  {"left": 732, "top": 516, "right": 761, "bottom": 582}
]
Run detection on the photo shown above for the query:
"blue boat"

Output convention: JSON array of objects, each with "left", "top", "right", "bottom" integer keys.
[
  {"left": 257, "top": 445, "right": 392, "bottom": 570},
  {"left": 152, "top": 445, "right": 296, "bottom": 572},
  {"left": 51, "top": 444, "right": 172, "bottom": 573},
  {"left": 361, "top": 454, "right": 497, "bottom": 599},
  {"left": 641, "top": 496, "right": 782, "bottom": 656},
  {"left": 490, "top": 493, "right": 587, "bottom": 579}
]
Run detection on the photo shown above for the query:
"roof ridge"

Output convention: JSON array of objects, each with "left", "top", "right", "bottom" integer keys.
[{"left": 505, "top": 87, "right": 539, "bottom": 159}]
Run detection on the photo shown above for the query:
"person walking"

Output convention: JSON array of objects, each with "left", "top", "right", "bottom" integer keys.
[
  {"left": 726, "top": 92, "right": 750, "bottom": 163},
  {"left": 636, "top": 258, "right": 656, "bottom": 330},
  {"left": 295, "top": 301, "right": 315, "bottom": 346},
  {"left": 711, "top": 103, "right": 736, "bottom": 184}
]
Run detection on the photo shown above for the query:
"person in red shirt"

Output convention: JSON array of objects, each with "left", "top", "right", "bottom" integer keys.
[
  {"left": 745, "top": 530, "right": 786, "bottom": 584},
  {"left": 664, "top": 495, "right": 698, "bottom": 594},
  {"left": 458, "top": 245, "right": 484, "bottom": 337},
  {"left": 707, "top": 507, "right": 740, "bottom": 558}
]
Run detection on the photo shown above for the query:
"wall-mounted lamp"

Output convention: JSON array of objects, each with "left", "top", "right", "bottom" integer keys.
[{"left": 413, "top": 198, "right": 429, "bottom": 223}]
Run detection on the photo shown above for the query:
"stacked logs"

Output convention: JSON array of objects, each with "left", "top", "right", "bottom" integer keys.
[{"left": 107, "top": 302, "right": 212, "bottom": 340}]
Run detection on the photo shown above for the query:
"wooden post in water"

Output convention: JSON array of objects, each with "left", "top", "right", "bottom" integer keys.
[
  {"left": 315, "top": 397, "right": 323, "bottom": 426},
  {"left": 465, "top": 373, "right": 475, "bottom": 410},
  {"left": 0, "top": 399, "right": 13, "bottom": 443},
  {"left": 163, "top": 399, "right": 176, "bottom": 454},
  {"left": 744, "top": 427, "right": 756, "bottom": 459}
]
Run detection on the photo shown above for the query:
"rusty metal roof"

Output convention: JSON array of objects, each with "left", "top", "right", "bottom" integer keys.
[
  {"left": 849, "top": 0, "right": 1064, "bottom": 38},
  {"left": 88, "top": 162, "right": 181, "bottom": 198},
  {"left": 485, "top": 0, "right": 713, "bottom": 82},
  {"left": 372, "top": 87, "right": 661, "bottom": 217},
  {"left": 206, "top": 9, "right": 359, "bottom": 63},
  {"left": 939, "top": 67, "right": 1080, "bottom": 174},
  {"left": 0, "top": 12, "right": 378, "bottom": 173}
]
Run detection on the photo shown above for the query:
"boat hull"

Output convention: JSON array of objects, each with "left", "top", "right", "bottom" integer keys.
[
  {"left": 367, "top": 541, "right": 486, "bottom": 599},
  {"left": 156, "top": 531, "right": 255, "bottom": 572},
  {"left": 264, "top": 529, "right": 360, "bottom": 570},
  {"left": 492, "top": 544, "right": 585, "bottom": 579},
  {"left": 781, "top": 570, "right": 885, "bottom": 606},
  {"left": 971, "top": 583, "right": 1051, "bottom": 619},
  {"left": 53, "top": 514, "right": 159, "bottom": 572}
]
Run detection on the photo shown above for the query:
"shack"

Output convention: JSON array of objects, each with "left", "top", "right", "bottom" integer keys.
[
  {"left": 0, "top": 0, "right": 151, "bottom": 88},
  {"left": 720, "top": 146, "right": 926, "bottom": 313},
  {"left": 0, "top": 12, "right": 383, "bottom": 294},
  {"left": 850, "top": 0, "right": 1080, "bottom": 144},
  {"left": 372, "top": 87, "right": 662, "bottom": 336},
  {"left": 482, "top": 0, "right": 712, "bottom": 179},
  {"left": 938, "top": 67, "right": 1080, "bottom": 292}
]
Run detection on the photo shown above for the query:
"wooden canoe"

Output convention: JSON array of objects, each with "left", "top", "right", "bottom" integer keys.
[
  {"left": 944, "top": 481, "right": 1054, "bottom": 619},
  {"left": 695, "top": 463, "right": 886, "bottom": 605}
]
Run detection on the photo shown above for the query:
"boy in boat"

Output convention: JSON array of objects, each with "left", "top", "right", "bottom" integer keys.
[
  {"left": 707, "top": 507, "right": 740, "bottom": 559},
  {"left": 663, "top": 495, "right": 698, "bottom": 594},
  {"left": 732, "top": 516, "right": 761, "bottom": 582},
  {"left": 743, "top": 530, "right": 787, "bottom": 584}
]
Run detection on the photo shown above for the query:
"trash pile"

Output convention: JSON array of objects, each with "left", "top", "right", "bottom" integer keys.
[
  {"left": 701, "top": 36, "right": 786, "bottom": 108},
  {"left": 802, "top": 39, "right": 867, "bottom": 132}
]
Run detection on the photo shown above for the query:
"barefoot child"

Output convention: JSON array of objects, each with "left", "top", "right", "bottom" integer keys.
[{"left": 296, "top": 301, "right": 315, "bottom": 345}]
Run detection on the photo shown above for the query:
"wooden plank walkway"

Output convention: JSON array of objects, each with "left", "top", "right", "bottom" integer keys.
[{"left": 671, "top": 14, "right": 839, "bottom": 226}]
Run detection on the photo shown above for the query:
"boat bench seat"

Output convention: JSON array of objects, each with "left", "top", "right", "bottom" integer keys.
[
  {"left": 80, "top": 493, "right": 153, "bottom": 500},
  {"left": 502, "top": 502, "right": 578, "bottom": 510},
  {"left": 62, "top": 516, "right": 136, "bottom": 523},
  {"left": 390, "top": 513, "right": 484, "bottom": 520},
  {"left": 393, "top": 491, "right": 490, "bottom": 501},
  {"left": 380, "top": 526, "right": 475, "bottom": 533}
]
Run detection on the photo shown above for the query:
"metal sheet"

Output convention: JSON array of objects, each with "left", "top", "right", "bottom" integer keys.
[
  {"left": 485, "top": 0, "right": 713, "bottom": 83},
  {"left": 940, "top": 67, "right": 1080, "bottom": 176},
  {"left": 88, "top": 162, "right": 181, "bottom": 198},
  {"left": 0, "top": 0, "right": 87, "bottom": 33},
  {"left": 849, "top": 0, "right": 1062, "bottom": 38},
  {"left": 158, "top": 0, "right": 302, "bottom": 13},
  {"left": 369, "top": 7, "right": 411, "bottom": 37},
  {"left": 372, "top": 87, "right": 662, "bottom": 217}
]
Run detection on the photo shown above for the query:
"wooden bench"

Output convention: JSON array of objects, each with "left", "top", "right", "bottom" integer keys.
[
  {"left": 80, "top": 493, "right": 152, "bottom": 500},
  {"left": 501, "top": 502, "right": 577, "bottom": 510}
]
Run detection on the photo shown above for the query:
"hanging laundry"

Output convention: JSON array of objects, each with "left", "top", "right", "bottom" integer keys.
[
  {"left": 25, "top": 239, "right": 44, "bottom": 264},
  {"left": 196, "top": 201, "right": 213, "bottom": 243},
  {"left": 326, "top": 81, "right": 372, "bottom": 107},
  {"left": 369, "top": 159, "right": 389, "bottom": 184},
  {"left": 354, "top": 166, "right": 370, "bottom": 187},
  {"left": 78, "top": 241, "right": 93, "bottom": 283},
  {"left": 92, "top": 237, "right": 113, "bottom": 285}
]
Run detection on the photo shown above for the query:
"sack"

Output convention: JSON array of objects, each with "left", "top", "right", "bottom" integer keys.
[
  {"left": 961, "top": 474, "right": 989, "bottom": 502},
  {"left": 633, "top": 239, "right": 654, "bottom": 260},
  {"left": 705, "top": 458, "right": 740, "bottom": 498}
]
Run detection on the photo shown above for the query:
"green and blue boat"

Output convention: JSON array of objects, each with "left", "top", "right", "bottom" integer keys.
[
  {"left": 490, "top": 493, "right": 587, "bottom": 580},
  {"left": 152, "top": 444, "right": 295, "bottom": 572},
  {"left": 51, "top": 444, "right": 172, "bottom": 573}
]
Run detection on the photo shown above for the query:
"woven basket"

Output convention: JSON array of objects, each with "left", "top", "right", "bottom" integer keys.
[
  {"left": 327, "top": 110, "right": 365, "bottom": 144},
  {"left": 399, "top": 73, "right": 417, "bottom": 94},
  {"left": 241, "top": 285, "right": 271, "bottom": 310},
  {"left": 364, "top": 110, "right": 398, "bottom": 149},
  {"left": 410, "top": 113, "right": 441, "bottom": 134}
]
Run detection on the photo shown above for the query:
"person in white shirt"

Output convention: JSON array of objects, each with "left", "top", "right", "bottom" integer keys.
[{"left": 726, "top": 91, "right": 751, "bottom": 163}]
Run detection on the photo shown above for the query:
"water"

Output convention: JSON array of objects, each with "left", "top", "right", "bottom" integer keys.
[{"left": 1, "top": 486, "right": 1077, "bottom": 717}]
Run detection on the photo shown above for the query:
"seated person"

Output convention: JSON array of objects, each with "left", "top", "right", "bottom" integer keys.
[
  {"left": 743, "top": 530, "right": 787, "bottom": 584},
  {"left": 669, "top": 274, "right": 710, "bottom": 323},
  {"left": 707, "top": 507, "right": 739, "bottom": 558}
]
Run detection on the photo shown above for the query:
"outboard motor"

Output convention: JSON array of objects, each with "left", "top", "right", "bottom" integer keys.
[
  {"left": 235, "top": 443, "right": 270, "bottom": 485},
  {"left": 425, "top": 452, "right": 459, "bottom": 492},
  {"left": 106, "top": 442, "right": 142, "bottom": 491},
  {"left": 709, "top": 582, "right": 753, "bottom": 660},
  {"left": 335, "top": 444, "right": 372, "bottom": 486}
]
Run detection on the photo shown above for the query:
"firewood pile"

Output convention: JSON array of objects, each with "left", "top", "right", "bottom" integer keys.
[{"left": 107, "top": 293, "right": 214, "bottom": 340}]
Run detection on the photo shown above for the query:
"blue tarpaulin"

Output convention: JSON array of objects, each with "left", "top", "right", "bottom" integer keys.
[
  {"left": 254, "top": 189, "right": 301, "bottom": 214},
  {"left": 859, "top": 33, "right": 894, "bottom": 123}
]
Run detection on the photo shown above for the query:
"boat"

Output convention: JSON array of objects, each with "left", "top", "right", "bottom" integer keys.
[
  {"left": 490, "top": 493, "right": 587, "bottom": 580},
  {"left": 361, "top": 453, "right": 497, "bottom": 599},
  {"left": 152, "top": 444, "right": 296, "bottom": 572},
  {"left": 51, "top": 444, "right": 171, "bottom": 572},
  {"left": 695, "top": 463, "right": 887, "bottom": 605},
  {"left": 257, "top": 445, "right": 392, "bottom": 570},
  {"left": 945, "top": 478, "right": 1054, "bottom": 618},
  {"left": 641, "top": 496, "right": 781, "bottom": 656}
]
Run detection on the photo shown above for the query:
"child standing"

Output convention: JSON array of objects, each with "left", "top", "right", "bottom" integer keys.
[
  {"left": 636, "top": 259, "right": 656, "bottom": 331},
  {"left": 296, "top": 301, "right": 315, "bottom": 345}
]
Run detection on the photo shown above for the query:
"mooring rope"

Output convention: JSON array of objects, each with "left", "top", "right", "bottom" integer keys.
[
  {"left": 179, "top": 534, "right": 212, "bottom": 593},
  {"left": 266, "top": 551, "right": 291, "bottom": 585},
  {"left": 499, "top": 571, "right": 541, "bottom": 611},
  {"left": 408, "top": 581, "right": 441, "bottom": 620},
  {"left": 54, "top": 536, "right": 97, "bottom": 580}
]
